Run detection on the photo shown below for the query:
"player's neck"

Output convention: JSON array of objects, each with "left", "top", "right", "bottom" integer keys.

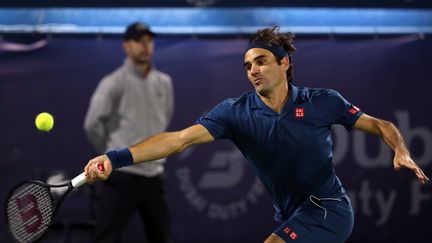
[{"left": 260, "top": 82, "right": 289, "bottom": 114}]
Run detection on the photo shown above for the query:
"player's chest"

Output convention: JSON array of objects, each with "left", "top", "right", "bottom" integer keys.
[{"left": 234, "top": 107, "right": 328, "bottom": 144}]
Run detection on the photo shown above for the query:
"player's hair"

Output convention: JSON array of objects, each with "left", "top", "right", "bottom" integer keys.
[{"left": 249, "top": 26, "right": 296, "bottom": 83}]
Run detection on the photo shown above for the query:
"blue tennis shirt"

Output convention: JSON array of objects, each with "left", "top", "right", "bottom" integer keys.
[{"left": 196, "top": 83, "right": 362, "bottom": 220}]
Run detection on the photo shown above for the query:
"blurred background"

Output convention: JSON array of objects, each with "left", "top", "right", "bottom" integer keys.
[{"left": 1, "top": 1, "right": 431, "bottom": 242}]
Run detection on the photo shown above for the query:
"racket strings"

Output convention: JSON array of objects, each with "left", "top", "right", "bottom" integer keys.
[{"left": 7, "top": 182, "right": 55, "bottom": 243}]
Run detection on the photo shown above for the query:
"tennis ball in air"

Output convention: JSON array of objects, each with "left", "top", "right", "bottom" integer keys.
[{"left": 35, "top": 112, "right": 54, "bottom": 132}]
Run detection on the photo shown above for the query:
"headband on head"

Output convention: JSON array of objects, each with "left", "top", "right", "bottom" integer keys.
[{"left": 245, "top": 42, "right": 289, "bottom": 59}]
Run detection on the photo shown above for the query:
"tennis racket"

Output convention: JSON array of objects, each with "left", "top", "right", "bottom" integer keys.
[{"left": 5, "top": 164, "right": 104, "bottom": 243}]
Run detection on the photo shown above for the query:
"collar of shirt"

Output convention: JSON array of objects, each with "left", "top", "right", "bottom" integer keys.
[
  {"left": 124, "top": 58, "right": 155, "bottom": 80},
  {"left": 250, "top": 82, "right": 303, "bottom": 115}
]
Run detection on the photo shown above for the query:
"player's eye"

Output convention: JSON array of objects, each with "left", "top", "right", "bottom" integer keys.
[{"left": 256, "top": 59, "right": 266, "bottom": 66}]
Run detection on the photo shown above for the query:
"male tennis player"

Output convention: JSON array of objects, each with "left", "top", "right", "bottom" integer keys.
[{"left": 85, "top": 27, "right": 429, "bottom": 243}]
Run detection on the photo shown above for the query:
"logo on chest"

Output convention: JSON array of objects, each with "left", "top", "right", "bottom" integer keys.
[{"left": 295, "top": 108, "right": 304, "bottom": 118}]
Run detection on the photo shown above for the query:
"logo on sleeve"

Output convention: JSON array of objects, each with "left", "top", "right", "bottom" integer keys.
[
  {"left": 295, "top": 108, "right": 304, "bottom": 118},
  {"left": 348, "top": 105, "right": 360, "bottom": 115}
]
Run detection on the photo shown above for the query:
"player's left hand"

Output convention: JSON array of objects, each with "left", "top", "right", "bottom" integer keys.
[
  {"left": 84, "top": 154, "right": 113, "bottom": 184},
  {"left": 394, "top": 150, "right": 429, "bottom": 184}
]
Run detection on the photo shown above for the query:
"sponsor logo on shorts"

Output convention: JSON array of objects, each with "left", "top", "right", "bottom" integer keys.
[
  {"left": 290, "top": 232, "right": 298, "bottom": 240},
  {"left": 283, "top": 226, "right": 298, "bottom": 240}
]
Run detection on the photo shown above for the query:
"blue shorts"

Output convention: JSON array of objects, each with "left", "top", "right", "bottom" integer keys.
[{"left": 274, "top": 194, "right": 354, "bottom": 243}]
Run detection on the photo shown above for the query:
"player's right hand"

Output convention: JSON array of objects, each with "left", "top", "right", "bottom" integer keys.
[{"left": 84, "top": 154, "right": 113, "bottom": 184}]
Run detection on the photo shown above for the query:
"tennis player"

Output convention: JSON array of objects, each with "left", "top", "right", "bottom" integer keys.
[{"left": 85, "top": 27, "right": 429, "bottom": 243}]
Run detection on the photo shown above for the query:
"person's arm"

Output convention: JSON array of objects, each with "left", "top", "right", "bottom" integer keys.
[
  {"left": 84, "top": 110, "right": 108, "bottom": 153},
  {"left": 84, "top": 77, "right": 117, "bottom": 153},
  {"left": 165, "top": 76, "right": 175, "bottom": 123},
  {"left": 84, "top": 124, "right": 214, "bottom": 182},
  {"left": 353, "top": 113, "right": 429, "bottom": 184}
]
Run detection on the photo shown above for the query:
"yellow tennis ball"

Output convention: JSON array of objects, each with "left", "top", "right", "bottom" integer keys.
[{"left": 35, "top": 112, "right": 54, "bottom": 132}]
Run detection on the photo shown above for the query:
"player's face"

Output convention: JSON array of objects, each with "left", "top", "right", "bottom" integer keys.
[
  {"left": 123, "top": 34, "right": 154, "bottom": 65},
  {"left": 244, "top": 48, "right": 289, "bottom": 97}
]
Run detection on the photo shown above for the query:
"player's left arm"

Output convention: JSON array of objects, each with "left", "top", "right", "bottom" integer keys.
[{"left": 353, "top": 113, "right": 429, "bottom": 184}]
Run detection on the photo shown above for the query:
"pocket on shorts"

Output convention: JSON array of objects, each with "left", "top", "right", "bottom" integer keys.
[{"left": 320, "top": 196, "right": 354, "bottom": 237}]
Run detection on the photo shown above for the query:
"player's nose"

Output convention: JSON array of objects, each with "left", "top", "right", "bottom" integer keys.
[{"left": 250, "top": 64, "right": 260, "bottom": 76}]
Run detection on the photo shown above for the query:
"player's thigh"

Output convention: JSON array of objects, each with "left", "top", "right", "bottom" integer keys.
[{"left": 264, "top": 233, "right": 285, "bottom": 243}]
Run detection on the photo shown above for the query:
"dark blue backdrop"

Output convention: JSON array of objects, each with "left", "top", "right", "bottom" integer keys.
[{"left": 1, "top": 35, "right": 431, "bottom": 242}]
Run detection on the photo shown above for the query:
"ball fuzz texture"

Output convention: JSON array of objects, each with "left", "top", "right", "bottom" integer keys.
[{"left": 35, "top": 112, "right": 54, "bottom": 132}]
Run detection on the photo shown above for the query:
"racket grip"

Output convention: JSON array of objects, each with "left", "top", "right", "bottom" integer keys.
[
  {"left": 98, "top": 163, "right": 105, "bottom": 171},
  {"left": 71, "top": 172, "right": 87, "bottom": 188},
  {"left": 72, "top": 164, "right": 104, "bottom": 188}
]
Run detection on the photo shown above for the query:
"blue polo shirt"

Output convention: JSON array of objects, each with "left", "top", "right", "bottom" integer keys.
[{"left": 196, "top": 83, "right": 362, "bottom": 219}]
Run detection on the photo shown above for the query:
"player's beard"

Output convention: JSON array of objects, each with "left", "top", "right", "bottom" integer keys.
[{"left": 253, "top": 79, "right": 272, "bottom": 97}]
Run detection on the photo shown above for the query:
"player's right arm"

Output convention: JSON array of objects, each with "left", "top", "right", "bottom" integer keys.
[{"left": 84, "top": 124, "right": 214, "bottom": 183}]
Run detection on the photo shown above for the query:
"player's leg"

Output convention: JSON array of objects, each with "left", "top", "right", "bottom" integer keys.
[
  {"left": 264, "top": 233, "right": 285, "bottom": 243},
  {"left": 93, "top": 171, "right": 138, "bottom": 243},
  {"left": 137, "top": 174, "right": 171, "bottom": 243},
  {"left": 273, "top": 195, "right": 354, "bottom": 243}
]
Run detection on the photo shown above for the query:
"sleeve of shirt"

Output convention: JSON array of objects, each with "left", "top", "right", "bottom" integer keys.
[
  {"left": 84, "top": 75, "right": 120, "bottom": 152},
  {"left": 325, "top": 89, "right": 363, "bottom": 130},
  {"left": 194, "top": 101, "right": 233, "bottom": 140}
]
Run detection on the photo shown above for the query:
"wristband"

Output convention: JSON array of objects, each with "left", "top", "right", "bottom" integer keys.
[{"left": 105, "top": 147, "right": 134, "bottom": 169}]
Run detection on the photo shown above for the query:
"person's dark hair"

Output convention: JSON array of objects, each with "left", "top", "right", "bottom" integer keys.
[{"left": 249, "top": 26, "right": 296, "bottom": 82}]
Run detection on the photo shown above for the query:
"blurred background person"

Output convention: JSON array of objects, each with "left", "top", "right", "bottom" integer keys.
[{"left": 84, "top": 22, "right": 174, "bottom": 243}]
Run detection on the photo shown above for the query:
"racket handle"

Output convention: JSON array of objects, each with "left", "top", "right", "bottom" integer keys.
[
  {"left": 72, "top": 164, "right": 105, "bottom": 188},
  {"left": 71, "top": 172, "right": 86, "bottom": 188}
]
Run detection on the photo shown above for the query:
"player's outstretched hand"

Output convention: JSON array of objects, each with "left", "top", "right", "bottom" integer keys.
[
  {"left": 84, "top": 155, "right": 113, "bottom": 184},
  {"left": 394, "top": 150, "right": 429, "bottom": 184}
]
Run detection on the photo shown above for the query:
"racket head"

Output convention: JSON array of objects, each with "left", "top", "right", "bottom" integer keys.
[{"left": 5, "top": 181, "right": 56, "bottom": 243}]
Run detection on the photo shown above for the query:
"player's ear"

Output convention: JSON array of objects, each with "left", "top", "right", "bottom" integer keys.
[{"left": 281, "top": 56, "right": 289, "bottom": 71}]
